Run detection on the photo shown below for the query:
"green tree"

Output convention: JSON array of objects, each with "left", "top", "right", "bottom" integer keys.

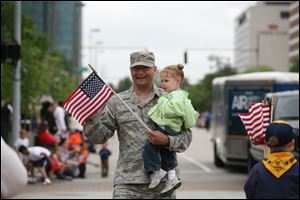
[
  {"left": 116, "top": 77, "right": 132, "bottom": 93},
  {"left": 1, "top": 2, "right": 78, "bottom": 116},
  {"left": 290, "top": 59, "right": 299, "bottom": 72},
  {"left": 243, "top": 65, "right": 274, "bottom": 73},
  {"left": 187, "top": 66, "right": 237, "bottom": 112}
]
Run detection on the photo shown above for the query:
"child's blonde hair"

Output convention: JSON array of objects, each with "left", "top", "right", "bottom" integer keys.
[
  {"left": 160, "top": 64, "right": 185, "bottom": 86},
  {"left": 20, "top": 129, "right": 28, "bottom": 138}
]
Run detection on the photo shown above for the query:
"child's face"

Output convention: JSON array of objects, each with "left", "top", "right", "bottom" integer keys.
[
  {"left": 160, "top": 72, "right": 180, "bottom": 92},
  {"left": 20, "top": 131, "right": 28, "bottom": 139}
]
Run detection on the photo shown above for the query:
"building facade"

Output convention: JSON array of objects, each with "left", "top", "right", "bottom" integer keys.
[
  {"left": 234, "top": 1, "right": 290, "bottom": 72},
  {"left": 289, "top": 1, "right": 299, "bottom": 64},
  {"left": 22, "top": 1, "right": 83, "bottom": 72}
]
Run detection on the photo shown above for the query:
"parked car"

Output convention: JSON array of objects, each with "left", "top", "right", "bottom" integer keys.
[{"left": 248, "top": 90, "right": 299, "bottom": 172}]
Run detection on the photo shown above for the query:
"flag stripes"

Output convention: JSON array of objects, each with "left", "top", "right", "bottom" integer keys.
[
  {"left": 64, "top": 72, "right": 113, "bottom": 125},
  {"left": 239, "top": 103, "right": 271, "bottom": 145}
]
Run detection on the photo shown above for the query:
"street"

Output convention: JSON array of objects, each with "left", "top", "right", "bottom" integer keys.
[{"left": 13, "top": 127, "right": 248, "bottom": 199}]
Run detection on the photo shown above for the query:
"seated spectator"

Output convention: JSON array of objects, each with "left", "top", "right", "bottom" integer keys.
[
  {"left": 58, "top": 138, "right": 78, "bottom": 177},
  {"left": 18, "top": 145, "right": 52, "bottom": 185},
  {"left": 50, "top": 147, "right": 72, "bottom": 181},
  {"left": 68, "top": 131, "right": 83, "bottom": 149},
  {"left": 37, "top": 121, "right": 59, "bottom": 149},
  {"left": 14, "top": 129, "right": 30, "bottom": 150},
  {"left": 14, "top": 129, "right": 30, "bottom": 165}
]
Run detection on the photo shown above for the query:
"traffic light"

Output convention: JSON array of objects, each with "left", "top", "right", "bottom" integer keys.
[
  {"left": 1, "top": 41, "right": 21, "bottom": 64},
  {"left": 184, "top": 51, "right": 188, "bottom": 64}
]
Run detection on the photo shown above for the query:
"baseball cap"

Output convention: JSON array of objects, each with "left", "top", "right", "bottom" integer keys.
[
  {"left": 265, "top": 120, "right": 297, "bottom": 147},
  {"left": 130, "top": 51, "right": 155, "bottom": 68}
]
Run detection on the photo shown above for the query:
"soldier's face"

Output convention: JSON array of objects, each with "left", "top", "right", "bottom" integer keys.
[{"left": 130, "top": 65, "right": 157, "bottom": 86}]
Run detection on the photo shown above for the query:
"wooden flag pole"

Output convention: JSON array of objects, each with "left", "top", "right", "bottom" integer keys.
[
  {"left": 263, "top": 97, "right": 275, "bottom": 158},
  {"left": 88, "top": 64, "right": 151, "bottom": 131}
]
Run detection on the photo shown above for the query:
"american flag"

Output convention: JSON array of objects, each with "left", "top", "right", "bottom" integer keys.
[
  {"left": 63, "top": 72, "right": 113, "bottom": 125},
  {"left": 239, "top": 102, "right": 271, "bottom": 145}
]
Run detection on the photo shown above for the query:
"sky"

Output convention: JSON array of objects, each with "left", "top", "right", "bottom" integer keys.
[{"left": 81, "top": 1, "right": 257, "bottom": 86}]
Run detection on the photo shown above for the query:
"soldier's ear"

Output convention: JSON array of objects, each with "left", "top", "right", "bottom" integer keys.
[{"left": 152, "top": 65, "right": 157, "bottom": 73}]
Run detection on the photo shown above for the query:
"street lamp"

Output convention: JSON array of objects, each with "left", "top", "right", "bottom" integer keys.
[
  {"left": 89, "top": 28, "right": 100, "bottom": 65},
  {"left": 95, "top": 41, "right": 103, "bottom": 70}
]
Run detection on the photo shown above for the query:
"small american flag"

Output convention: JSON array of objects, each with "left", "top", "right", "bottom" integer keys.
[
  {"left": 64, "top": 72, "right": 113, "bottom": 125},
  {"left": 239, "top": 102, "right": 271, "bottom": 145}
]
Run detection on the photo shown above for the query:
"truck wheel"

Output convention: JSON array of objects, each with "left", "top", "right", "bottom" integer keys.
[{"left": 214, "top": 142, "right": 225, "bottom": 167}]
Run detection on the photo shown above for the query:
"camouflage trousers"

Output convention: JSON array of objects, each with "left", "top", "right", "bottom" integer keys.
[{"left": 113, "top": 181, "right": 176, "bottom": 199}]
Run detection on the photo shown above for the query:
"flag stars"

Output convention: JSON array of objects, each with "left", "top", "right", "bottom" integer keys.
[{"left": 80, "top": 72, "right": 105, "bottom": 99}]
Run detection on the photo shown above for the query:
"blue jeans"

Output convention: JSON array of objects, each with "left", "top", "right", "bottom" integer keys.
[{"left": 143, "top": 124, "right": 178, "bottom": 173}]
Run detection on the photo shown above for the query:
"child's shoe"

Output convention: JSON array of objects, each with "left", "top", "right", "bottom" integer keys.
[
  {"left": 148, "top": 170, "right": 166, "bottom": 189},
  {"left": 160, "top": 177, "right": 181, "bottom": 196}
]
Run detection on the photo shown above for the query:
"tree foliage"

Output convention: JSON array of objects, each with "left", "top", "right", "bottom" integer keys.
[
  {"left": 243, "top": 65, "right": 274, "bottom": 73},
  {"left": 116, "top": 77, "right": 132, "bottom": 93},
  {"left": 290, "top": 59, "right": 299, "bottom": 72},
  {"left": 186, "top": 66, "right": 237, "bottom": 112},
  {"left": 1, "top": 2, "right": 78, "bottom": 116}
]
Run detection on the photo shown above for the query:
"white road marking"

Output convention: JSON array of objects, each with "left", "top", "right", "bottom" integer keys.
[{"left": 178, "top": 153, "right": 212, "bottom": 173}]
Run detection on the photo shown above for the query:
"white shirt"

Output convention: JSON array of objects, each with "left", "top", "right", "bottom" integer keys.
[
  {"left": 14, "top": 138, "right": 29, "bottom": 150},
  {"left": 28, "top": 146, "right": 51, "bottom": 161},
  {"left": 53, "top": 106, "right": 67, "bottom": 133}
]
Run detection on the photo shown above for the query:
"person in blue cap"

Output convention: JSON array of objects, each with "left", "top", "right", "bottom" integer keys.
[{"left": 244, "top": 120, "right": 299, "bottom": 199}]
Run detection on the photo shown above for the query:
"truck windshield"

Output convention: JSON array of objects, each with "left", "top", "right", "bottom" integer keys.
[{"left": 274, "top": 95, "right": 299, "bottom": 121}]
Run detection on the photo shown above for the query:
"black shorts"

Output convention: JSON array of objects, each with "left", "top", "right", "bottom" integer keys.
[{"left": 31, "top": 158, "right": 46, "bottom": 167}]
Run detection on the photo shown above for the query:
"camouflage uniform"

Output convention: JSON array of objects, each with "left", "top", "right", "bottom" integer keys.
[{"left": 84, "top": 85, "right": 192, "bottom": 199}]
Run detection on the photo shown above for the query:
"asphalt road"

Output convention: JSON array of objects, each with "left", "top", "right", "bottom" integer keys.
[{"left": 13, "top": 127, "right": 248, "bottom": 199}]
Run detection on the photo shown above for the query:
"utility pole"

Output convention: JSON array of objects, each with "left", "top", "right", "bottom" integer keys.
[{"left": 11, "top": 1, "right": 21, "bottom": 146}]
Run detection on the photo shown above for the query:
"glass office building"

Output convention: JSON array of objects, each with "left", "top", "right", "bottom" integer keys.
[{"left": 22, "top": 1, "right": 83, "bottom": 71}]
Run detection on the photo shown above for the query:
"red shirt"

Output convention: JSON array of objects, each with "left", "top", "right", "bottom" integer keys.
[
  {"left": 39, "top": 131, "right": 59, "bottom": 145},
  {"left": 51, "top": 156, "right": 61, "bottom": 172}
]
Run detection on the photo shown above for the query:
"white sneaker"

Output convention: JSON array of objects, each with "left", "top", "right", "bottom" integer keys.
[
  {"left": 149, "top": 170, "right": 166, "bottom": 189},
  {"left": 160, "top": 177, "right": 182, "bottom": 196},
  {"left": 42, "top": 178, "right": 51, "bottom": 185}
]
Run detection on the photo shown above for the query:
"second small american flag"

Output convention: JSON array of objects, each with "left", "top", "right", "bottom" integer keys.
[
  {"left": 239, "top": 102, "right": 271, "bottom": 145},
  {"left": 63, "top": 72, "right": 113, "bottom": 125}
]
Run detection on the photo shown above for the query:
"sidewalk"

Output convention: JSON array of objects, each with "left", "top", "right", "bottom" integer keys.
[
  {"left": 13, "top": 136, "right": 119, "bottom": 199},
  {"left": 12, "top": 134, "right": 245, "bottom": 199},
  {"left": 13, "top": 152, "right": 116, "bottom": 199},
  {"left": 13, "top": 155, "right": 245, "bottom": 199}
]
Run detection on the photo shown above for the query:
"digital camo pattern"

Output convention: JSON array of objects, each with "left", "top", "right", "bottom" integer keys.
[{"left": 84, "top": 85, "right": 192, "bottom": 188}]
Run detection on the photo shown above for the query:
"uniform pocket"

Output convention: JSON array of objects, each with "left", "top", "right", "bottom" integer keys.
[{"left": 118, "top": 112, "right": 137, "bottom": 124}]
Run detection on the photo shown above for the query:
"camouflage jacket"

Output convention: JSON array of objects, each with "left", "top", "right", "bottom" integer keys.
[{"left": 84, "top": 85, "right": 192, "bottom": 185}]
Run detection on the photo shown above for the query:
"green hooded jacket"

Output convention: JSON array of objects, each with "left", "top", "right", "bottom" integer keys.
[{"left": 148, "top": 90, "right": 199, "bottom": 133}]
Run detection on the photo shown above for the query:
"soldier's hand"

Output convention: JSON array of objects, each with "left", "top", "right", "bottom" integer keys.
[{"left": 145, "top": 130, "right": 170, "bottom": 145}]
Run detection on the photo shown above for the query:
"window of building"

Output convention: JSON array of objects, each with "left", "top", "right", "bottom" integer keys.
[
  {"left": 280, "top": 11, "right": 289, "bottom": 19},
  {"left": 238, "top": 14, "right": 247, "bottom": 26}
]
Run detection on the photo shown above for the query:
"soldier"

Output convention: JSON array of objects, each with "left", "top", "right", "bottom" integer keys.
[
  {"left": 244, "top": 120, "right": 299, "bottom": 199},
  {"left": 84, "top": 51, "right": 192, "bottom": 199}
]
